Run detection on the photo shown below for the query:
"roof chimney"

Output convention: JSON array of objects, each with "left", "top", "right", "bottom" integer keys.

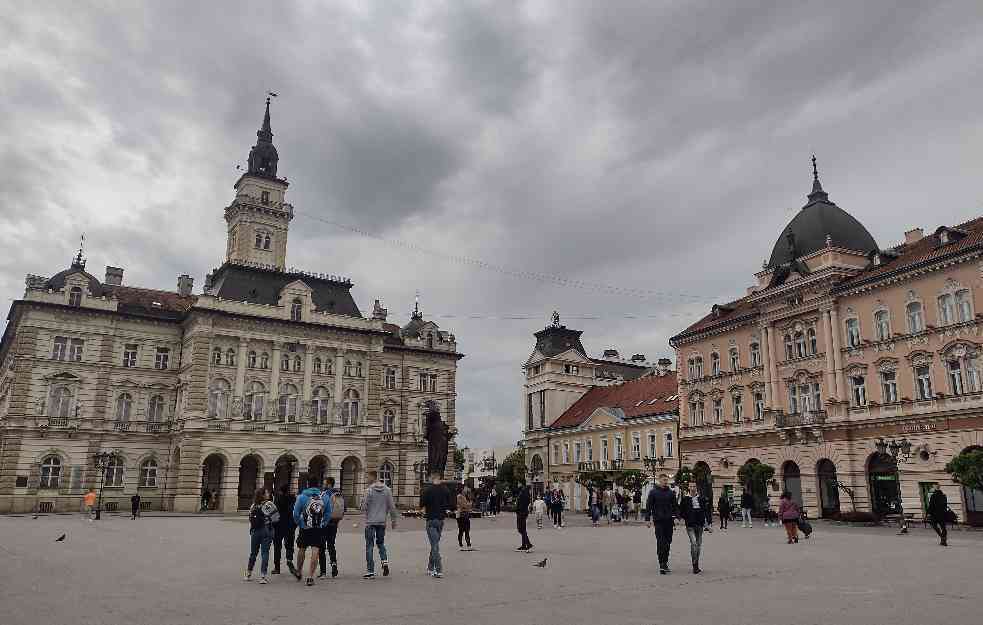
[
  {"left": 602, "top": 349, "right": 619, "bottom": 359},
  {"left": 177, "top": 275, "right": 194, "bottom": 297},
  {"left": 904, "top": 228, "right": 924, "bottom": 245},
  {"left": 104, "top": 266, "right": 123, "bottom": 286},
  {"left": 372, "top": 299, "right": 388, "bottom": 321},
  {"left": 630, "top": 354, "right": 646, "bottom": 363}
]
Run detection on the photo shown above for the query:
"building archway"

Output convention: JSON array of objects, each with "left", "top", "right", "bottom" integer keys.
[
  {"left": 867, "top": 453, "right": 900, "bottom": 515},
  {"left": 694, "top": 461, "right": 713, "bottom": 504},
  {"left": 530, "top": 454, "right": 545, "bottom": 498},
  {"left": 200, "top": 454, "right": 225, "bottom": 511},
  {"left": 340, "top": 456, "right": 361, "bottom": 508},
  {"left": 238, "top": 454, "right": 262, "bottom": 510},
  {"left": 781, "top": 461, "right": 802, "bottom": 509},
  {"left": 958, "top": 446, "right": 983, "bottom": 526},
  {"left": 274, "top": 454, "right": 298, "bottom": 492},
  {"left": 816, "top": 458, "right": 840, "bottom": 518},
  {"left": 741, "top": 458, "right": 767, "bottom": 512},
  {"left": 308, "top": 455, "right": 330, "bottom": 487}
]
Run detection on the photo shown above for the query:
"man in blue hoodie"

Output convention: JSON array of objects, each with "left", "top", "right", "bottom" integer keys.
[
  {"left": 292, "top": 475, "right": 331, "bottom": 587},
  {"left": 318, "top": 476, "right": 342, "bottom": 579}
]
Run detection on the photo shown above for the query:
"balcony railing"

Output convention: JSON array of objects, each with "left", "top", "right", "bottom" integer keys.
[
  {"left": 775, "top": 411, "right": 826, "bottom": 428},
  {"left": 113, "top": 421, "right": 131, "bottom": 432},
  {"left": 47, "top": 416, "right": 69, "bottom": 428}
]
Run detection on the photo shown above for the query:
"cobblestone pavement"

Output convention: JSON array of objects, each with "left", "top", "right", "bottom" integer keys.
[{"left": 1, "top": 513, "right": 980, "bottom": 625}]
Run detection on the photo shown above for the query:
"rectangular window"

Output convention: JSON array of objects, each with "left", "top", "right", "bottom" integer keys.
[
  {"left": 52, "top": 336, "right": 67, "bottom": 360},
  {"left": 812, "top": 383, "right": 822, "bottom": 412},
  {"left": 967, "top": 357, "right": 981, "bottom": 393},
  {"left": 733, "top": 394, "right": 743, "bottom": 421},
  {"left": 754, "top": 392, "right": 764, "bottom": 420},
  {"left": 750, "top": 344, "right": 761, "bottom": 367},
  {"left": 648, "top": 433, "right": 657, "bottom": 457},
  {"left": 948, "top": 360, "right": 964, "bottom": 395},
  {"left": 846, "top": 319, "right": 861, "bottom": 348},
  {"left": 631, "top": 432, "right": 641, "bottom": 459},
  {"left": 601, "top": 437, "right": 609, "bottom": 462},
  {"left": 586, "top": 439, "right": 593, "bottom": 462},
  {"left": 875, "top": 312, "right": 890, "bottom": 341},
  {"left": 915, "top": 365, "right": 933, "bottom": 400},
  {"left": 429, "top": 374, "right": 438, "bottom": 393},
  {"left": 712, "top": 398, "right": 723, "bottom": 423},
  {"left": 123, "top": 344, "right": 138, "bottom": 368},
  {"left": 385, "top": 367, "right": 396, "bottom": 390},
  {"left": 552, "top": 444, "right": 560, "bottom": 465},
  {"left": 574, "top": 442, "right": 582, "bottom": 464},
  {"left": 730, "top": 349, "right": 740, "bottom": 371},
  {"left": 69, "top": 339, "right": 84, "bottom": 362},
  {"left": 664, "top": 432, "right": 674, "bottom": 458},
  {"left": 526, "top": 394, "right": 534, "bottom": 431},
  {"left": 539, "top": 391, "right": 546, "bottom": 428},
  {"left": 789, "top": 385, "right": 799, "bottom": 414},
  {"left": 419, "top": 372, "right": 428, "bottom": 391},
  {"left": 881, "top": 370, "right": 898, "bottom": 403},
  {"left": 562, "top": 443, "right": 570, "bottom": 464},
  {"left": 154, "top": 347, "right": 169, "bottom": 370},
  {"left": 614, "top": 436, "right": 623, "bottom": 460},
  {"left": 851, "top": 375, "right": 867, "bottom": 406}
]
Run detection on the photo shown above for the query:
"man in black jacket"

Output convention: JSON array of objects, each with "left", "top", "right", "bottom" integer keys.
[
  {"left": 680, "top": 483, "right": 709, "bottom": 574},
  {"left": 272, "top": 485, "right": 297, "bottom": 576},
  {"left": 514, "top": 484, "right": 533, "bottom": 552},
  {"left": 420, "top": 472, "right": 454, "bottom": 577},
  {"left": 740, "top": 489, "right": 754, "bottom": 528},
  {"left": 645, "top": 474, "right": 679, "bottom": 574},
  {"left": 927, "top": 485, "right": 949, "bottom": 546}
]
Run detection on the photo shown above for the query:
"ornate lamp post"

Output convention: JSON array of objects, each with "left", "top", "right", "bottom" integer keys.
[
  {"left": 875, "top": 437, "right": 912, "bottom": 534},
  {"left": 91, "top": 449, "right": 122, "bottom": 520},
  {"left": 643, "top": 455, "right": 668, "bottom": 478}
]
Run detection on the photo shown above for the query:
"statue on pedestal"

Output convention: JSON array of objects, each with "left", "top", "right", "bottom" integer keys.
[{"left": 423, "top": 400, "right": 453, "bottom": 476}]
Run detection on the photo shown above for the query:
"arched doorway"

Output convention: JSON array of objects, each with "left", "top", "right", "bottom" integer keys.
[
  {"left": 741, "top": 458, "right": 767, "bottom": 512},
  {"left": 308, "top": 455, "right": 330, "bottom": 487},
  {"left": 694, "top": 461, "right": 713, "bottom": 504},
  {"left": 340, "top": 456, "right": 361, "bottom": 509},
  {"left": 867, "top": 453, "right": 900, "bottom": 515},
  {"left": 274, "top": 455, "right": 298, "bottom": 492},
  {"left": 238, "top": 454, "right": 262, "bottom": 511},
  {"left": 958, "top": 446, "right": 983, "bottom": 526},
  {"left": 816, "top": 459, "right": 840, "bottom": 518},
  {"left": 530, "top": 455, "right": 544, "bottom": 498},
  {"left": 200, "top": 454, "right": 225, "bottom": 511},
  {"left": 782, "top": 461, "right": 803, "bottom": 509}
]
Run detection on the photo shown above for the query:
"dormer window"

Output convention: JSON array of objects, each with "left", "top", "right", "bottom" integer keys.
[
  {"left": 261, "top": 190, "right": 270, "bottom": 205},
  {"left": 940, "top": 230, "right": 949, "bottom": 244},
  {"left": 873, "top": 253, "right": 882, "bottom": 266},
  {"left": 68, "top": 286, "right": 82, "bottom": 307},
  {"left": 290, "top": 298, "right": 302, "bottom": 321}
]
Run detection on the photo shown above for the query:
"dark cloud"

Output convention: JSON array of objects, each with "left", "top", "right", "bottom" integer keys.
[{"left": 2, "top": 1, "right": 982, "bottom": 447}]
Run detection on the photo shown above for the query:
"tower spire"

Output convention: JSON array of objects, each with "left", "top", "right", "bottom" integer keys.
[
  {"left": 71, "top": 233, "right": 86, "bottom": 269},
  {"left": 246, "top": 94, "right": 279, "bottom": 178},
  {"left": 806, "top": 153, "right": 828, "bottom": 204},
  {"left": 258, "top": 97, "right": 273, "bottom": 143}
]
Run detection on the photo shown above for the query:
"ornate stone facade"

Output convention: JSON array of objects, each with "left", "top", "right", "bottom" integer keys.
[{"left": 0, "top": 102, "right": 462, "bottom": 514}]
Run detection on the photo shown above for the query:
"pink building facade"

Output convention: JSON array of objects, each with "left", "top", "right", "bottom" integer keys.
[{"left": 671, "top": 169, "right": 983, "bottom": 525}]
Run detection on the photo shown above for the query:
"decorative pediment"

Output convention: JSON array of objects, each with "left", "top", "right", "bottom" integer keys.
[
  {"left": 874, "top": 357, "right": 899, "bottom": 372},
  {"left": 941, "top": 340, "right": 980, "bottom": 359},
  {"left": 43, "top": 371, "right": 82, "bottom": 382},
  {"left": 582, "top": 407, "right": 622, "bottom": 428},
  {"left": 727, "top": 384, "right": 745, "bottom": 394},
  {"left": 844, "top": 363, "right": 868, "bottom": 375},
  {"left": 907, "top": 350, "right": 934, "bottom": 366}
]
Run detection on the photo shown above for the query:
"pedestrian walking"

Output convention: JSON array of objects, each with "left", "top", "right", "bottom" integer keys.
[
  {"left": 588, "top": 487, "right": 601, "bottom": 527},
  {"left": 244, "top": 488, "right": 276, "bottom": 584},
  {"left": 680, "top": 483, "right": 707, "bottom": 574},
  {"left": 779, "top": 492, "right": 800, "bottom": 544},
  {"left": 130, "top": 493, "right": 141, "bottom": 520},
  {"left": 645, "top": 474, "right": 679, "bottom": 574},
  {"left": 83, "top": 489, "right": 97, "bottom": 521},
  {"left": 717, "top": 494, "right": 730, "bottom": 530},
  {"left": 740, "top": 488, "right": 754, "bottom": 528},
  {"left": 515, "top": 483, "right": 534, "bottom": 551},
  {"left": 703, "top": 495, "right": 714, "bottom": 533},
  {"left": 552, "top": 488, "right": 565, "bottom": 527},
  {"left": 927, "top": 484, "right": 949, "bottom": 546},
  {"left": 292, "top": 475, "right": 332, "bottom": 586},
  {"left": 632, "top": 489, "right": 642, "bottom": 521},
  {"left": 318, "top": 477, "right": 345, "bottom": 579},
  {"left": 457, "top": 486, "right": 474, "bottom": 550},
  {"left": 272, "top": 484, "right": 297, "bottom": 577},
  {"left": 489, "top": 486, "right": 499, "bottom": 517},
  {"left": 361, "top": 470, "right": 398, "bottom": 579},
  {"left": 420, "top": 472, "right": 453, "bottom": 578},
  {"left": 532, "top": 494, "right": 547, "bottom": 530},
  {"left": 603, "top": 488, "right": 614, "bottom": 524}
]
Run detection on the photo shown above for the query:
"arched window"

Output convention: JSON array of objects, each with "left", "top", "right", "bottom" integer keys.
[
  {"left": 732, "top": 393, "right": 744, "bottom": 421},
  {"left": 293, "top": 356, "right": 302, "bottom": 372},
  {"left": 939, "top": 294, "right": 955, "bottom": 325},
  {"left": 105, "top": 456, "right": 125, "bottom": 487},
  {"left": 427, "top": 333, "right": 434, "bottom": 349},
  {"left": 49, "top": 386, "right": 74, "bottom": 419},
  {"left": 212, "top": 348, "right": 222, "bottom": 365},
  {"left": 68, "top": 286, "right": 83, "bottom": 307},
  {"left": 664, "top": 432, "right": 674, "bottom": 458},
  {"left": 807, "top": 328, "right": 817, "bottom": 355},
  {"left": 379, "top": 461, "right": 394, "bottom": 488},
  {"left": 784, "top": 334, "right": 794, "bottom": 360},
  {"left": 874, "top": 310, "right": 890, "bottom": 341},
  {"left": 40, "top": 455, "right": 62, "bottom": 489},
  {"left": 225, "top": 349, "right": 235, "bottom": 366},
  {"left": 312, "top": 387, "right": 331, "bottom": 424},
  {"left": 343, "top": 389, "right": 360, "bottom": 427},
  {"left": 344, "top": 360, "right": 353, "bottom": 377},
  {"left": 382, "top": 409, "right": 396, "bottom": 433},
  {"left": 280, "top": 354, "right": 290, "bottom": 372},
  {"left": 208, "top": 379, "right": 230, "bottom": 418},
  {"left": 244, "top": 381, "right": 265, "bottom": 420},
  {"left": 688, "top": 400, "right": 704, "bottom": 426},
  {"left": 290, "top": 298, "right": 302, "bottom": 321},
  {"left": 140, "top": 458, "right": 158, "bottom": 487},
  {"left": 687, "top": 358, "right": 696, "bottom": 379},
  {"left": 710, "top": 353, "right": 720, "bottom": 376},
  {"left": 845, "top": 319, "right": 861, "bottom": 348},
  {"left": 148, "top": 394, "right": 165, "bottom": 422},
  {"left": 260, "top": 352, "right": 269, "bottom": 369},
  {"left": 906, "top": 302, "right": 924, "bottom": 333},
  {"left": 254, "top": 232, "right": 263, "bottom": 248},
  {"left": 693, "top": 356, "right": 703, "bottom": 378},
  {"left": 52, "top": 336, "right": 68, "bottom": 360},
  {"left": 115, "top": 393, "right": 133, "bottom": 422},
  {"left": 263, "top": 233, "right": 271, "bottom": 250},
  {"left": 313, "top": 357, "right": 322, "bottom": 374},
  {"left": 946, "top": 349, "right": 982, "bottom": 395},
  {"left": 749, "top": 342, "right": 761, "bottom": 367},
  {"left": 729, "top": 348, "right": 740, "bottom": 371},
  {"left": 955, "top": 290, "right": 972, "bottom": 322},
  {"left": 248, "top": 351, "right": 257, "bottom": 368},
  {"left": 278, "top": 383, "right": 299, "bottom": 422},
  {"left": 794, "top": 332, "right": 807, "bottom": 358},
  {"left": 384, "top": 367, "right": 397, "bottom": 389}
]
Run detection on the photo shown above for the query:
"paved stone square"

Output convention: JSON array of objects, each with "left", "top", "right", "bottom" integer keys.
[{"left": 0, "top": 513, "right": 980, "bottom": 625}]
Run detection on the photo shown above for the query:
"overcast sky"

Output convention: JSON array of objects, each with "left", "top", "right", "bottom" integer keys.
[{"left": 2, "top": 1, "right": 983, "bottom": 448}]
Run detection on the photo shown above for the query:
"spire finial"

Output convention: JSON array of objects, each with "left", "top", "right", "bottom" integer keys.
[
  {"left": 806, "top": 153, "right": 828, "bottom": 204},
  {"left": 551, "top": 311, "right": 561, "bottom": 328},
  {"left": 811, "top": 154, "right": 818, "bottom": 182},
  {"left": 72, "top": 233, "right": 86, "bottom": 269},
  {"left": 412, "top": 290, "right": 422, "bottom": 318}
]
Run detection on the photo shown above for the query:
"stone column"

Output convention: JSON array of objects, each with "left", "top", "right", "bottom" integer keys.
[
  {"left": 334, "top": 351, "right": 345, "bottom": 422},
  {"left": 822, "top": 310, "right": 837, "bottom": 398},
  {"left": 270, "top": 342, "right": 282, "bottom": 416},
  {"left": 760, "top": 325, "right": 773, "bottom": 407},
  {"left": 766, "top": 324, "right": 780, "bottom": 408},
  {"left": 234, "top": 338, "right": 248, "bottom": 399},
  {"left": 302, "top": 346, "right": 314, "bottom": 402},
  {"left": 829, "top": 307, "right": 845, "bottom": 400}
]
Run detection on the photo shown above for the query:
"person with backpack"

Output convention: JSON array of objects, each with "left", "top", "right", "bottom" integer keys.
[
  {"left": 717, "top": 493, "right": 731, "bottom": 530},
  {"left": 245, "top": 488, "right": 277, "bottom": 584},
  {"left": 318, "top": 477, "right": 345, "bottom": 579},
  {"left": 361, "top": 470, "right": 399, "bottom": 578},
  {"left": 272, "top": 484, "right": 297, "bottom": 576},
  {"left": 292, "top": 475, "right": 331, "bottom": 586},
  {"left": 419, "top": 471, "right": 453, "bottom": 578}
]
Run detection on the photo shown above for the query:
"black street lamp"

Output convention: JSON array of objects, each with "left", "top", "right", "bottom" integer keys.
[
  {"left": 91, "top": 449, "right": 122, "bottom": 521},
  {"left": 875, "top": 437, "right": 912, "bottom": 534},
  {"left": 643, "top": 455, "right": 668, "bottom": 478}
]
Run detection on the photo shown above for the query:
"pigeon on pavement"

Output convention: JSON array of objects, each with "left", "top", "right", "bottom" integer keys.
[
  {"left": 533, "top": 558, "right": 548, "bottom": 568},
  {"left": 55, "top": 534, "right": 66, "bottom": 542}
]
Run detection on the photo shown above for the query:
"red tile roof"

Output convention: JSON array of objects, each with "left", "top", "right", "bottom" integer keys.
[
  {"left": 549, "top": 372, "right": 679, "bottom": 429},
  {"left": 671, "top": 297, "right": 756, "bottom": 342}
]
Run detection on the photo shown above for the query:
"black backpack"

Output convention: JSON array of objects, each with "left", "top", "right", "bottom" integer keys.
[{"left": 249, "top": 504, "right": 266, "bottom": 530}]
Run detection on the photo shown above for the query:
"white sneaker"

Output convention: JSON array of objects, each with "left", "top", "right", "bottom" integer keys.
[
  {"left": 258, "top": 576, "right": 269, "bottom": 584},
  {"left": 433, "top": 571, "right": 443, "bottom": 578},
  {"left": 243, "top": 570, "right": 252, "bottom": 581}
]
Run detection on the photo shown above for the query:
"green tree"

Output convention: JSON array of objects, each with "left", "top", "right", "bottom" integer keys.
[
  {"left": 946, "top": 449, "right": 983, "bottom": 491},
  {"left": 576, "top": 470, "right": 609, "bottom": 492},
  {"left": 496, "top": 449, "right": 527, "bottom": 497},
  {"left": 737, "top": 462, "right": 775, "bottom": 510},
  {"left": 453, "top": 448, "right": 465, "bottom": 477},
  {"left": 673, "top": 465, "right": 694, "bottom": 488},
  {"left": 615, "top": 469, "right": 646, "bottom": 492}
]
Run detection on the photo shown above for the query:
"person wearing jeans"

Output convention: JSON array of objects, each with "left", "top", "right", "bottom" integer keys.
[
  {"left": 680, "top": 483, "right": 707, "bottom": 574},
  {"left": 361, "top": 471, "right": 398, "bottom": 578},
  {"left": 457, "top": 486, "right": 473, "bottom": 549},
  {"left": 645, "top": 474, "right": 679, "bottom": 574},
  {"left": 318, "top": 478, "right": 341, "bottom": 579},
  {"left": 420, "top": 472, "right": 453, "bottom": 578},
  {"left": 272, "top": 485, "right": 296, "bottom": 576},
  {"left": 740, "top": 489, "right": 754, "bottom": 528},
  {"left": 245, "top": 489, "right": 274, "bottom": 583}
]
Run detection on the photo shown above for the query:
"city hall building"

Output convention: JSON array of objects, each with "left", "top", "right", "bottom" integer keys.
[
  {"left": 672, "top": 164, "right": 983, "bottom": 525},
  {"left": 0, "top": 100, "right": 462, "bottom": 514}
]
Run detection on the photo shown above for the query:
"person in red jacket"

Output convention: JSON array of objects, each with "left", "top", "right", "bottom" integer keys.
[{"left": 778, "top": 492, "right": 800, "bottom": 544}]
